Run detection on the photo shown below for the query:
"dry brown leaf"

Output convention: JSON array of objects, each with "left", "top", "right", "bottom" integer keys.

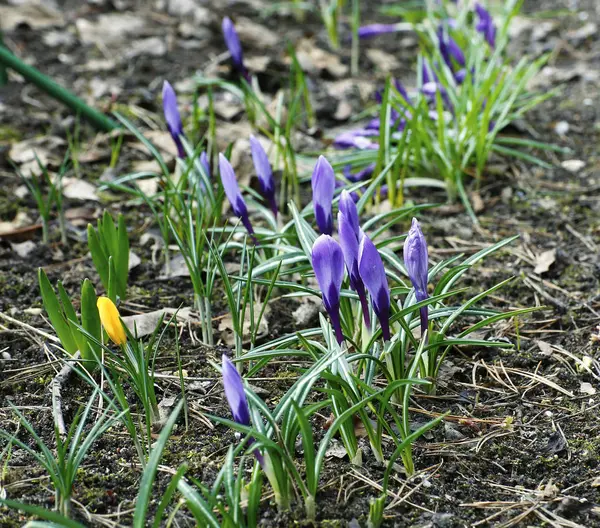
[
  {"left": 218, "top": 302, "right": 270, "bottom": 346},
  {"left": 0, "top": 2, "right": 64, "bottom": 31},
  {"left": 533, "top": 249, "right": 556, "bottom": 274},
  {"left": 76, "top": 13, "right": 147, "bottom": 46},
  {"left": 295, "top": 38, "right": 348, "bottom": 78},
  {"left": 234, "top": 17, "right": 278, "bottom": 49},
  {"left": 61, "top": 177, "right": 99, "bottom": 202}
]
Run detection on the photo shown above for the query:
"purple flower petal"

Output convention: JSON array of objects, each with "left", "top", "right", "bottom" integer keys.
[
  {"left": 404, "top": 218, "right": 429, "bottom": 333},
  {"left": 312, "top": 235, "right": 345, "bottom": 344},
  {"left": 358, "top": 23, "right": 401, "bottom": 39},
  {"left": 222, "top": 17, "right": 249, "bottom": 80},
  {"left": 358, "top": 232, "right": 391, "bottom": 340},
  {"left": 311, "top": 156, "right": 336, "bottom": 235},
  {"left": 333, "top": 129, "right": 379, "bottom": 150},
  {"left": 338, "top": 192, "right": 370, "bottom": 327},
  {"left": 218, "top": 153, "right": 255, "bottom": 238},
  {"left": 250, "top": 135, "right": 277, "bottom": 217},
  {"left": 475, "top": 3, "right": 496, "bottom": 48},
  {"left": 162, "top": 80, "right": 185, "bottom": 158},
  {"left": 222, "top": 354, "right": 251, "bottom": 426}
]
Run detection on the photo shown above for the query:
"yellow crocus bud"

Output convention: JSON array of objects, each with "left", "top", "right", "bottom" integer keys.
[{"left": 97, "top": 297, "right": 127, "bottom": 346}]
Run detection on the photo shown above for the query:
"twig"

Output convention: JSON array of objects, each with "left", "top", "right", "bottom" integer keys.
[{"left": 51, "top": 352, "right": 80, "bottom": 437}]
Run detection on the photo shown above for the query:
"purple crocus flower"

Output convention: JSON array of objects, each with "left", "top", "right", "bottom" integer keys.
[
  {"left": 200, "top": 151, "right": 210, "bottom": 177},
  {"left": 358, "top": 23, "right": 401, "bottom": 39},
  {"left": 333, "top": 129, "right": 379, "bottom": 150},
  {"left": 475, "top": 3, "right": 496, "bottom": 48},
  {"left": 222, "top": 355, "right": 264, "bottom": 465},
  {"left": 222, "top": 17, "right": 250, "bottom": 81},
  {"left": 249, "top": 136, "right": 277, "bottom": 217},
  {"left": 338, "top": 191, "right": 370, "bottom": 327},
  {"left": 218, "top": 153, "right": 255, "bottom": 240},
  {"left": 222, "top": 354, "right": 251, "bottom": 426},
  {"left": 311, "top": 156, "right": 335, "bottom": 235},
  {"left": 437, "top": 25, "right": 465, "bottom": 69},
  {"left": 344, "top": 163, "right": 376, "bottom": 183},
  {"left": 311, "top": 235, "right": 345, "bottom": 344},
  {"left": 162, "top": 81, "right": 185, "bottom": 158},
  {"left": 358, "top": 232, "right": 391, "bottom": 341},
  {"left": 404, "top": 218, "right": 429, "bottom": 335}
]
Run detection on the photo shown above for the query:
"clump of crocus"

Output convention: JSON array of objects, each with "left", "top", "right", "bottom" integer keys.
[
  {"left": 162, "top": 80, "right": 185, "bottom": 158},
  {"left": 403, "top": 218, "right": 429, "bottom": 335},
  {"left": 338, "top": 191, "right": 370, "bottom": 327},
  {"left": 250, "top": 135, "right": 277, "bottom": 217},
  {"left": 311, "top": 156, "right": 335, "bottom": 235},
  {"left": 218, "top": 153, "right": 255, "bottom": 241},
  {"left": 222, "top": 17, "right": 250, "bottom": 81},
  {"left": 97, "top": 296, "right": 127, "bottom": 346},
  {"left": 311, "top": 235, "right": 345, "bottom": 344},
  {"left": 358, "top": 232, "right": 391, "bottom": 341},
  {"left": 475, "top": 3, "right": 496, "bottom": 48}
]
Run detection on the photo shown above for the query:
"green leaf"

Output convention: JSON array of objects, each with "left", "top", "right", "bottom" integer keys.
[
  {"left": 116, "top": 213, "right": 129, "bottom": 299},
  {"left": 107, "top": 257, "right": 117, "bottom": 303},
  {"left": 80, "top": 279, "right": 101, "bottom": 362},
  {"left": 0, "top": 499, "right": 86, "bottom": 528},
  {"left": 38, "top": 269, "right": 78, "bottom": 356},
  {"left": 133, "top": 400, "right": 183, "bottom": 528},
  {"left": 87, "top": 224, "right": 109, "bottom": 291},
  {"left": 177, "top": 480, "right": 221, "bottom": 528}
]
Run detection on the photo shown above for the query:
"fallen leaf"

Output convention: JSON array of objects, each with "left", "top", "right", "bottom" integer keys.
[
  {"left": 218, "top": 302, "right": 270, "bottom": 345},
  {"left": 125, "top": 37, "right": 167, "bottom": 59},
  {"left": 561, "top": 159, "right": 585, "bottom": 173},
  {"left": 128, "top": 251, "right": 141, "bottom": 271},
  {"left": 536, "top": 340, "right": 553, "bottom": 356},
  {"left": 366, "top": 48, "right": 399, "bottom": 73},
  {"left": 10, "top": 240, "right": 37, "bottom": 258},
  {"left": 0, "top": 2, "right": 64, "bottom": 31},
  {"left": 234, "top": 18, "right": 278, "bottom": 49},
  {"left": 76, "top": 13, "right": 146, "bottom": 46},
  {"left": 324, "top": 439, "right": 347, "bottom": 459},
  {"left": 122, "top": 307, "right": 197, "bottom": 337},
  {"left": 533, "top": 249, "right": 556, "bottom": 274},
  {"left": 580, "top": 382, "right": 596, "bottom": 396},
  {"left": 160, "top": 253, "right": 190, "bottom": 278},
  {"left": 61, "top": 178, "right": 99, "bottom": 202},
  {"left": 295, "top": 38, "right": 348, "bottom": 78}
]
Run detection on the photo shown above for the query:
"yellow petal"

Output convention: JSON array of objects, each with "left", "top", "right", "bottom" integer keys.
[{"left": 97, "top": 297, "right": 127, "bottom": 346}]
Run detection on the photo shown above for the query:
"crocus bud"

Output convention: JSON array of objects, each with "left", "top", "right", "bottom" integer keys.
[
  {"left": 437, "top": 25, "right": 465, "bottom": 69},
  {"left": 249, "top": 136, "right": 277, "bottom": 217},
  {"left": 358, "top": 232, "right": 391, "bottom": 341},
  {"left": 162, "top": 81, "right": 185, "bottom": 158},
  {"left": 311, "top": 156, "right": 336, "bottom": 235},
  {"left": 475, "top": 3, "right": 496, "bottom": 48},
  {"left": 358, "top": 23, "right": 401, "bottom": 39},
  {"left": 222, "top": 17, "right": 249, "bottom": 81},
  {"left": 97, "top": 297, "right": 127, "bottom": 346},
  {"left": 311, "top": 235, "right": 345, "bottom": 344},
  {"left": 218, "top": 153, "right": 255, "bottom": 240},
  {"left": 222, "top": 354, "right": 251, "bottom": 426},
  {"left": 222, "top": 354, "right": 264, "bottom": 465},
  {"left": 338, "top": 191, "right": 370, "bottom": 327},
  {"left": 404, "top": 218, "right": 429, "bottom": 334}
]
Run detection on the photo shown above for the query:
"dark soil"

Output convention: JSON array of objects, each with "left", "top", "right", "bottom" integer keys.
[{"left": 1, "top": 0, "right": 599, "bottom": 527}]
